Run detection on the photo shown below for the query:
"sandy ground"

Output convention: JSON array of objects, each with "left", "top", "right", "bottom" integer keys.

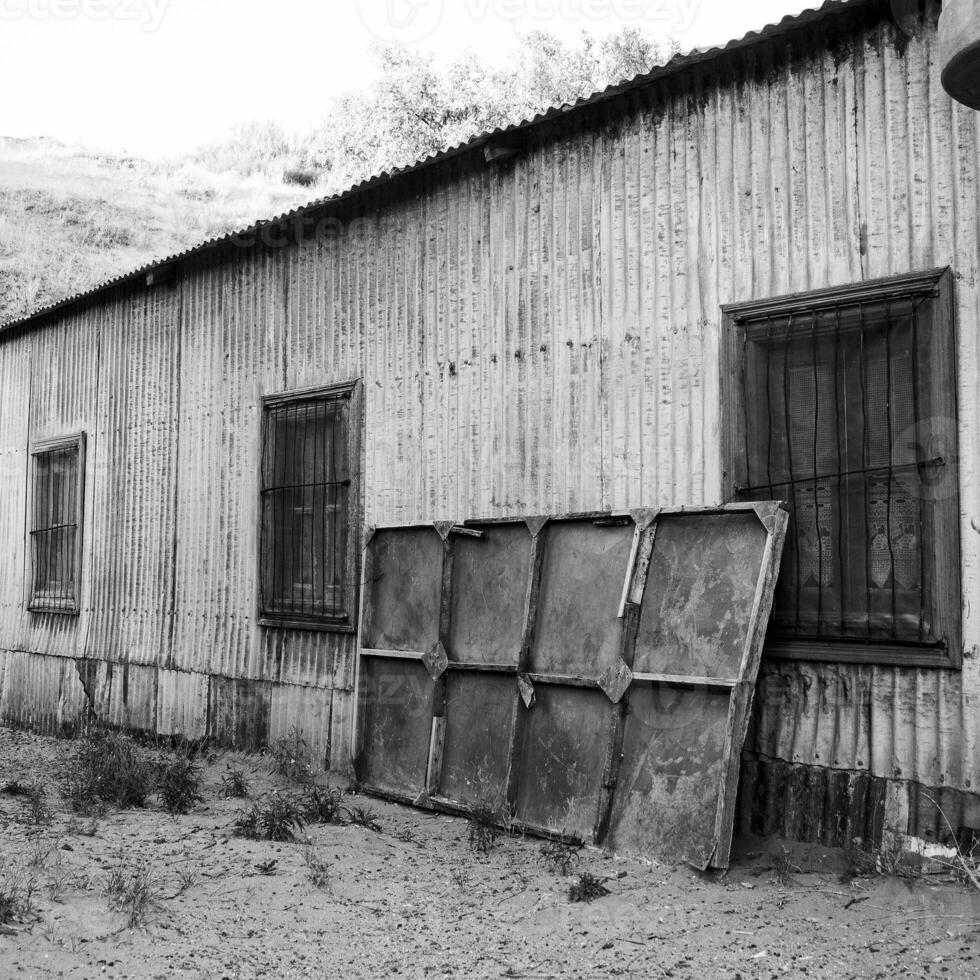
[{"left": 0, "top": 726, "right": 978, "bottom": 979}]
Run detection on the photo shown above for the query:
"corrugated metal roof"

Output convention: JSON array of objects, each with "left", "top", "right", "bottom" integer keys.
[{"left": 0, "top": 0, "right": 885, "bottom": 336}]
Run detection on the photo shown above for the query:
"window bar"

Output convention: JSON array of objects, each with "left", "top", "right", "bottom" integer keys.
[
  {"left": 910, "top": 295, "right": 926, "bottom": 643},
  {"left": 811, "top": 314, "right": 824, "bottom": 635},
  {"left": 782, "top": 313, "right": 802, "bottom": 635},
  {"left": 67, "top": 450, "right": 77, "bottom": 608},
  {"left": 312, "top": 399, "right": 321, "bottom": 614},
  {"left": 46, "top": 455, "right": 54, "bottom": 604},
  {"left": 858, "top": 301, "right": 872, "bottom": 638},
  {"left": 321, "top": 405, "right": 329, "bottom": 615},
  {"left": 303, "top": 400, "right": 312, "bottom": 618},
  {"left": 274, "top": 406, "right": 288, "bottom": 617},
  {"left": 741, "top": 326, "right": 751, "bottom": 493},
  {"left": 331, "top": 400, "right": 340, "bottom": 616},
  {"left": 834, "top": 303, "right": 846, "bottom": 638},
  {"left": 259, "top": 414, "right": 269, "bottom": 614},
  {"left": 765, "top": 317, "right": 775, "bottom": 496},
  {"left": 884, "top": 297, "right": 897, "bottom": 639}
]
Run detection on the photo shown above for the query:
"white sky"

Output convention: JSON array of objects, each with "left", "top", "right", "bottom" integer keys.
[{"left": 0, "top": 0, "right": 817, "bottom": 157}]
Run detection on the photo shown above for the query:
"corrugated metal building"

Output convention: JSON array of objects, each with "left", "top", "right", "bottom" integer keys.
[{"left": 1, "top": 0, "right": 977, "bottom": 850}]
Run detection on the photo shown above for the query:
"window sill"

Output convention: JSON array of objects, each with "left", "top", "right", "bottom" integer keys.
[
  {"left": 764, "top": 638, "right": 959, "bottom": 669},
  {"left": 258, "top": 615, "right": 355, "bottom": 634},
  {"left": 28, "top": 604, "right": 79, "bottom": 617}
]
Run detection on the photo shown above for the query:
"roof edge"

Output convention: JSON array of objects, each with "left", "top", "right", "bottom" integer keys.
[{"left": 0, "top": 0, "right": 896, "bottom": 340}]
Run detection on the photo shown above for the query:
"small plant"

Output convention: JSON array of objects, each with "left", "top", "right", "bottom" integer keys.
[
  {"left": 0, "top": 869, "right": 37, "bottom": 926},
  {"left": 255, "top": 859, "right": 278, "bottom": 876},
  {"left": 268, "top": 729, "right": 316, "bottom": 785},
  {"left": 64, "top": 816, "right": 99, "bottom": 837},
  {"left": 343, "top": 803, "right": 381, "bottom": 833},
  {"left": 103, "top": 861, "right": 165, "bottom": 929},
  {"left": 568, "top": 872, "right": 610, "bottom": 904},
  {"left": 304, "top": 847, "right": 331, "bottom": 889},
  {"left": 175, "top": 869, "right": 198, "bottom": 894},
  {"left": 221, "top": 767, "right": 249, "bottom": 799},
  {"left": 303, "top": 785, "right": 344, "bottom": 825},
  {"left": 768, "top": 846, "right": 800, "bottom": 887},
  {"left": 540, "top": 839, "right": 580, "bottom": 876},
  {"left": 467, "top": 802, "right": 502, "bottom": 855},
  {"left": 1, "top": 780, "right": 31, "bottom": 797},
  {"left": 21, "top": 782, "right": 51, "bottom": 827},
  {"left": 156, "top": 755, "right": 204, "bottom": 816},
  {"left": 64, "top": 730, "right": 154, "bottom": 812},
  {"left": 232, "top": 795, "right": 306, "bottom": 842},
  {"left": 27, "top": 838, "right": 55, "bottom": 870}
]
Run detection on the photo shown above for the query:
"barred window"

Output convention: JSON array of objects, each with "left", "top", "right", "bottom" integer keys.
[
  {"left": 722, "top": 270, "right": 961, "bottom": 667},
  {"left": 259, "top": 383, "right": 360, "bottom": 631},
  {"left": 29, "top": 434, "right": 85, "bottom": 615}
]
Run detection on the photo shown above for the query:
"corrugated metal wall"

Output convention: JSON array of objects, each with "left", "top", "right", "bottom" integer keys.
[{"left": 0, "top": 3, "right": 978, "bottom": 839}]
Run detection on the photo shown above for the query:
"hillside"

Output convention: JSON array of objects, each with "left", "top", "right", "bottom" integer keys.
[
  {"left": 0, "top": 136, "right": 317, "bottom": 326},
  {"left": 0, "top": 30, "right": 674, "bottom": 328}
]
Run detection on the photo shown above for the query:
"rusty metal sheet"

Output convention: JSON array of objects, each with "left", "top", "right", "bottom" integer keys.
[
  {"left": 357, "top": 505, "right": 787, "bottom": 867},
  {"left": 357, "top": 658, "right": 434, "bottom": 797},
  {"left": 605, "top": 684, "right": 730, "bottom": 866},
  {"left": 361, "top": 527, "right": 444, "bottom": 652},
  {"left": 512, "top": 686, "right": 612, "bottom": 840},
  {"left": 634, "top": 512, "right": 768, "bottom": 679},
  {"left": 437, "top": 672, "right": 516, "bottom": 807},
  {"left": 529, "top": 519, "right": 634, "bottom": 678},
  {"left": 448, "top": 523, "right": 530, "bottom": 666},
  {"left": 606, "top": 505, "right": 789, "bottom": 868}
]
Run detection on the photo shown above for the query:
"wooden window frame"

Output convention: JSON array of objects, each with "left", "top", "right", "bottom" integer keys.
[
  {"left": 721, "top": 269, "right": 961, "bottom": 669},
  {"left": 257, "top": 380, "right": 362, "bottom": 633},
  {"left": 27, "top": 432, "right": 86, "bottom": 616}
]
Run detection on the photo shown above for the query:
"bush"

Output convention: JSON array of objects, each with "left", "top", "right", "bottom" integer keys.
[
  {"left": 221, "top": 767, "right": 249, "bottom": 799},
  {"left": 64, "top": 731, "right": 155, "bottom": 812},
  {"left": 568, "top": 872, "right": 609, "bottom": 903},
  {"left": 233, "top": 795, "right": 306, "bottom": 842},
  {"left": 467, "top": 803, "right": 501, "bottom": 855},
  {"left": 303, "top": 785, "right": 344, "bottom": 825},
  {"left": 156, "top": 756, "right": 204, "bottom": 815}
]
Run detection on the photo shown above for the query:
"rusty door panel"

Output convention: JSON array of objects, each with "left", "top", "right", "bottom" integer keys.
[
  {"left": 356, "top": 505, "right": 787, "bottom": 868},
  {"left": 361, "top": 527, "right": 444, "bottom": 652},
  {"left": 512, "top": 686, "right": 612, "bottom": 839},
  {"left": 448, "top": 523, "right": 530, "bottom": 666},
  {"left": 437, "top": 672, "right": 516, "bottom": 807},
  {"left": 357, "top": 657, "right": 435, "bottom": 797},
  {"left": 634, "top": 513, "right": 767, "bottom": 679},
  {"left": 530, "top": 519, "right": 633, "bottom": 677},
  {"left": 606, "top": 684, "right": 730, "bottom": 866}
]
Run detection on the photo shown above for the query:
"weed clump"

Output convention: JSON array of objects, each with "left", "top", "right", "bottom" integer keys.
[
  {"left": 63, "top": 731, "right": 154, "bottom": 812},
  {"left": 0, "top": 869, "right": 37, "bottom": 927},
  {"left": 344, "top": 803, "right": 381, "bottom": 833},
  {"left": 568, "top": 872, "right": 610, "bottom": 903},
  {"left": 221, "top": 766, "right": 249, "bottom": 799},
  {"left": 103, "top": 861, "right": 165, "bottom": 928},
  {"left": 304, "top": 847, "right": 331, "bottom": 889},
  {"left": 467, "top": 803, "right": 502, "bottom": 855},
  {"left": 233, "top": 794, "right": 306, "bottom": 842},
  {"left": 540, "top": 839, "right": 580, "bottom": 876},
  {"left": 303, "top": 785, "right": 344, "bottom": 825},
  {"left": 268, "top": 729, "right": 316, "bottom": 785},
  {"left": 156, "top": 756, "right": 203, "bottom": 815}
]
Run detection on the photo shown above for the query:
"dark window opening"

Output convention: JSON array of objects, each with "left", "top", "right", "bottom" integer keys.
[
  {"left": 30, "top": 435, "right": 84, "bottom": 615},
  {"left": 723, "top": 270, "right": 961, "bottom": 667},
  {"left": 259, "top": 383, "right": 360, "bottom": 631}
]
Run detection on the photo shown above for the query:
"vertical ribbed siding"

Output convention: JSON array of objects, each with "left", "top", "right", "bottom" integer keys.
[{"left": 0, "top": 7, "right": 977, "bottom": 794}]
